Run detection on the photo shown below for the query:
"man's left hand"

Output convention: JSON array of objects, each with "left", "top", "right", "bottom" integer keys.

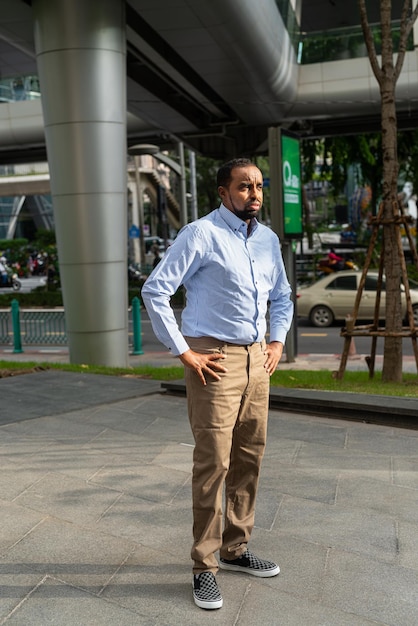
[{"left": 263, "top": 341, "right": 284, "bottom": 376}]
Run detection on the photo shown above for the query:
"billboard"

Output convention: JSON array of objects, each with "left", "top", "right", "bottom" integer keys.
[{"left": 280, "top": 130, "right": 303, "bottom": 239}]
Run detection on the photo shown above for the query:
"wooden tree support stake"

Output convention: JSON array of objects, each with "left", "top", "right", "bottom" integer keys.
[{"left": 336, "top": 201, "right": 418, "bottom": 380}]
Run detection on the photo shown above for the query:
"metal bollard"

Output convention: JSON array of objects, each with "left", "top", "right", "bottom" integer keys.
[
  {"left": 131, "top": 296, "right": 144, "bottom": 355},
  {"left": 11, "top": 299, "right": 23, "bottom": 353}
]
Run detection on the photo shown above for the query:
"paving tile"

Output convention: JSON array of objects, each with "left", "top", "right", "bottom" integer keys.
[
  {"left": 66, "top": 404, "right": 157, "bottom": 436},
  {"left": 0, "top": 463, "right": 50, "bottom": 501},
  {"left": 246, "top": 528, "right": 329, "bottom": 603},
  {"left": 85, "top": 429, "right": 168, "bottom": 456},
  {"left": 0, "top": 436, "right": 54, "bottom": 466},
  {"left": 130, "top": 394, "right": 189, "bottom": 420},
  {"left": 398, "top": 520, "right": 418, "bottom": 571},
  {"left": 89, "top": 460, "right": 190, "bottom": 504},
  {"left": 0, "top": 569, "right": 45, "bottom": 622},
  {"left": 272, "top": 495, "right": 398, "bottom": 563},
  {"left": 150, "top": 442, "right": 193, "bottom": 474},
  {"left": 259, "top": 463, "right": 338, "bottom": 505},
  {"left": 3, "top": 518, "right": 136, "bottom": 591},
  {"left": 267, "top": 413, "right": 348, "bottom": 447},
  {"left": 0, "top": 371, "right": 161, "bottom": 425},
  {"left": 12, "top": 472, "right": 122, "bottom": 525},
  {"left": 346, "top": 428, "right": 418, "bottom": 458},
  {"left": 262, "top": 435, "right": 301, "bottom": 464},
  {"left": 393, "top": 456, "right": 418, "bottom": 489},
  {"left": 103, "top": 397, "right": 159, "bottom": 412},
  {"left": 0, "top": 500, "right": 46, "bottom": 554},
  {"left": 236, "top": 582, "right": 379, "bottom": 626},
  {"left": 93, "top": 490, "right": 193, "bottom": 558},
  {"left": 253, "top": 487, "right": 284, "bottom": 530},
  {"left": 11, "top": 444, "right": 118, "bottom": 482},
  {"left": 0, "top": 413, "right": 106, "bottom": 445},
  {"left": 140, "top": 415, "right": 194, "bottom": 445},
  {"left": 322, "top": 549, "right": 418, "bottom": 625},
  {"left": 294, "top": 440, "right": 391, "bottom": 479},
  {"left": 337, "top": 475, "right": 418, "bottom": 524},
  {"left": 2, "top": 576, "right": 158, "bottom": 626}
]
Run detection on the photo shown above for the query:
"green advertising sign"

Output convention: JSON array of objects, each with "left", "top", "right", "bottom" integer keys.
[{"left": 281, "top": 131, "right": 303, "bottom": 238}]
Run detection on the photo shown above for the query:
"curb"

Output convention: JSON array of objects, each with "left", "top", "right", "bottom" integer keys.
[{"left": 161, "top": 381, "right": 418, "bottom": 430}]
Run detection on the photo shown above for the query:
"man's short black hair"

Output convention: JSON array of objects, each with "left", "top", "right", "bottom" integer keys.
[{"left": 216, "top": 158, "right": 255, "bottom": 188}]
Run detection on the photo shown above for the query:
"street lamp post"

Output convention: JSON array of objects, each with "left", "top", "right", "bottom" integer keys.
[
  {"left": 177, "top": 142, "right": 188, "bottom": 227},
  {"left": 132, "top": 155, "right": 146, "bottom": 267},
  {"left": 128, "top": 143, "right": 189, "bottom": 247},
  {"left": 129, "top": 144, "right": 160, "bottom": 269},
  {"left": 188, "top": 149, "right": 198, "bottom": 222}
]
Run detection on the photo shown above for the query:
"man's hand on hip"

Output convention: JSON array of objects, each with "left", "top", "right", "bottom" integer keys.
[{"left": 178, "top": 349, "right": 227, "bottom": 386}]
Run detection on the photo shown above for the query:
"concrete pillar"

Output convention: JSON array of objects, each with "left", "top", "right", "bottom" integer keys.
[{"left": 32, "top": 0, "right": 129, "bottom": 367}]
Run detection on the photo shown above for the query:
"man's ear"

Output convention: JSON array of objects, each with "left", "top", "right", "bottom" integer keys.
[{"left": 218, "top": 185, "right": 226, "bottom": 200}]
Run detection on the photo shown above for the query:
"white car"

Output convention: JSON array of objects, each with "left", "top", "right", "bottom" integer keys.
[{"left": 297, "top": 270, "right": 418, "bottom": 328}]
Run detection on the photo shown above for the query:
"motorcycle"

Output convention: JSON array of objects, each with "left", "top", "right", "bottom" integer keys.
[
  {"left": 128, "top": 264, "right": 143, "bottom": 282},
  {"left": 317, "top": 257, "right": 359, "bottom": 275},
  {"left": 0, "top": 267, "right": 22, "bottom": 291}
]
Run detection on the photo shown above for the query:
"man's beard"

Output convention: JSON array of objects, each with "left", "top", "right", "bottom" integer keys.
[
  {"left": 233, "top": 207, "right": 258, "bottom": 221},
  {"left": 229, "top": 197, "right": 259, "bottom": 221}
]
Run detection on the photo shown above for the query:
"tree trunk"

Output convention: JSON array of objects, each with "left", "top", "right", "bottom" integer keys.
[
  {"left": 379, "top": 6, "right": 403, "bottom": 382},
  {"left": 357, "top": 0, "right": 418, "bottom": 382}
]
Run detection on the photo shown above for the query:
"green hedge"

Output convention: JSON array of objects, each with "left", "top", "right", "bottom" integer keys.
[{"left": 0, "top": 291, "right": 64, "bottom": 308}]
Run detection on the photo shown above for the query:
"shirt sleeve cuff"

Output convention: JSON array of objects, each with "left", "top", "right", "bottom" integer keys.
[
  {"left": 170, "top": 336, "right": 191, "bottom": 356},
  {"left": 269, "top": 330, "right": 288, "bottom": 345}
]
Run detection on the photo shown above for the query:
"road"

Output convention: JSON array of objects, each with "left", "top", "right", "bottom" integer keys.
[
  {"left": 139, "top": 309, "right": 415, "bottom": 357},
  {"left": 297, "top": 319, "right": 413, "bottom": 357},
  {"left": 0, "top": 276, "right": 47, "bottom": 294}
]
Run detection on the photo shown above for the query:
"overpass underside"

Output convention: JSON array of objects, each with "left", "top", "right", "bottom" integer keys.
[{"left": 1, "top": 1, "right": 418, "bottom": 163}]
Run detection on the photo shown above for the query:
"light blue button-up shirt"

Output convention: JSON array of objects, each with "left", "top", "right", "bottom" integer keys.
[{"left": 141, "top": 204, "right": 293, "bottom": 356}]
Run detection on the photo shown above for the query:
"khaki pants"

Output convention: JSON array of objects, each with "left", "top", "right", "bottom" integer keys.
[{"left": 184, "top": 336, "right": 270, "bottom": 574}]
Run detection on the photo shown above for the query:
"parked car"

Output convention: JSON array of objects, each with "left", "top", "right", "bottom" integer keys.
[{"left": 297, "top": 270, "right": 418, "bottom": 328}]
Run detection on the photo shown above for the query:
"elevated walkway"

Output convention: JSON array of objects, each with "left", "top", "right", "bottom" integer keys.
[{"left": 1, "top": 47, "right": 418, "bottom": 160}]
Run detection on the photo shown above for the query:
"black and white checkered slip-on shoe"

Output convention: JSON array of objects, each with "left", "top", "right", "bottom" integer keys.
[
  {"left": 192, "top": 572, "right": 223, "bottom": 610},
  {"left": 219, "top": 549, "right": 280, "bottom": 578}
]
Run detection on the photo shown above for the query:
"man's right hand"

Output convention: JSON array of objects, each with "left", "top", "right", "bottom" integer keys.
[{"left": 178, "top": 349, "right": 227, "bottom": 386}]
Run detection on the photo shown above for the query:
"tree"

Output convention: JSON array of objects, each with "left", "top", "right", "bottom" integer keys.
[
  {"left": 194, "top": 155, "right": 222, "bottom": 216},
  {"left": 358, "top": 0, "right": 418, "bottom": 382}
]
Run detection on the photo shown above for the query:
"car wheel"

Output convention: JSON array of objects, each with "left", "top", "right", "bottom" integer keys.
[{"left": 309, "top": 305, "right": 334, "bottom": 328}]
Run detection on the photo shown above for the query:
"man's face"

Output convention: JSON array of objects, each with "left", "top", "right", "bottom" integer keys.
[{"left": 218, "top": 165, "right": 263, "bottom": 222}]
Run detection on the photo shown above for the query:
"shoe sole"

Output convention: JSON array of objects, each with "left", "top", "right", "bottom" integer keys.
[
  {"left": 193, "top": 592, "right": 223, "bottom": 610},
  {"left": 219, "top": 561, "right": 280, "bottom": 578}
]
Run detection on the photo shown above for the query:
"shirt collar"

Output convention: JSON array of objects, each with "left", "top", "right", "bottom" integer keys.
[{"left": 219, "top": 203, "right": 258, "bottom": 237}]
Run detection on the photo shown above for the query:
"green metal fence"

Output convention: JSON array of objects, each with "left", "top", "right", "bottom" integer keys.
[
  {"left": 20, "top": 309, "right": 67, "bottom": 345},
  {"left": 0, "top": 310, "right": 11, "bottom": 344},
  {"left": 0, "top": 305, "right": 67, "bottom": 347},
  {"left": 0, "top": 298, "right": 143, "bottom": 354}
]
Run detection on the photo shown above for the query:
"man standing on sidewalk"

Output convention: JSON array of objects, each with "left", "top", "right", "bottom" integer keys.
[{"left": 141, "top": 158, "right": 293, "bottom": 610}]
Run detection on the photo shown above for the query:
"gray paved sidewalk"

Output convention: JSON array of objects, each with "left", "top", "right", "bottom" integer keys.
[
  {"left": 2, "top": 346, "right": 417, "bottom": 427},
  {"left": 0, "top": 370, "right": 418, "bottom": 625}
]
